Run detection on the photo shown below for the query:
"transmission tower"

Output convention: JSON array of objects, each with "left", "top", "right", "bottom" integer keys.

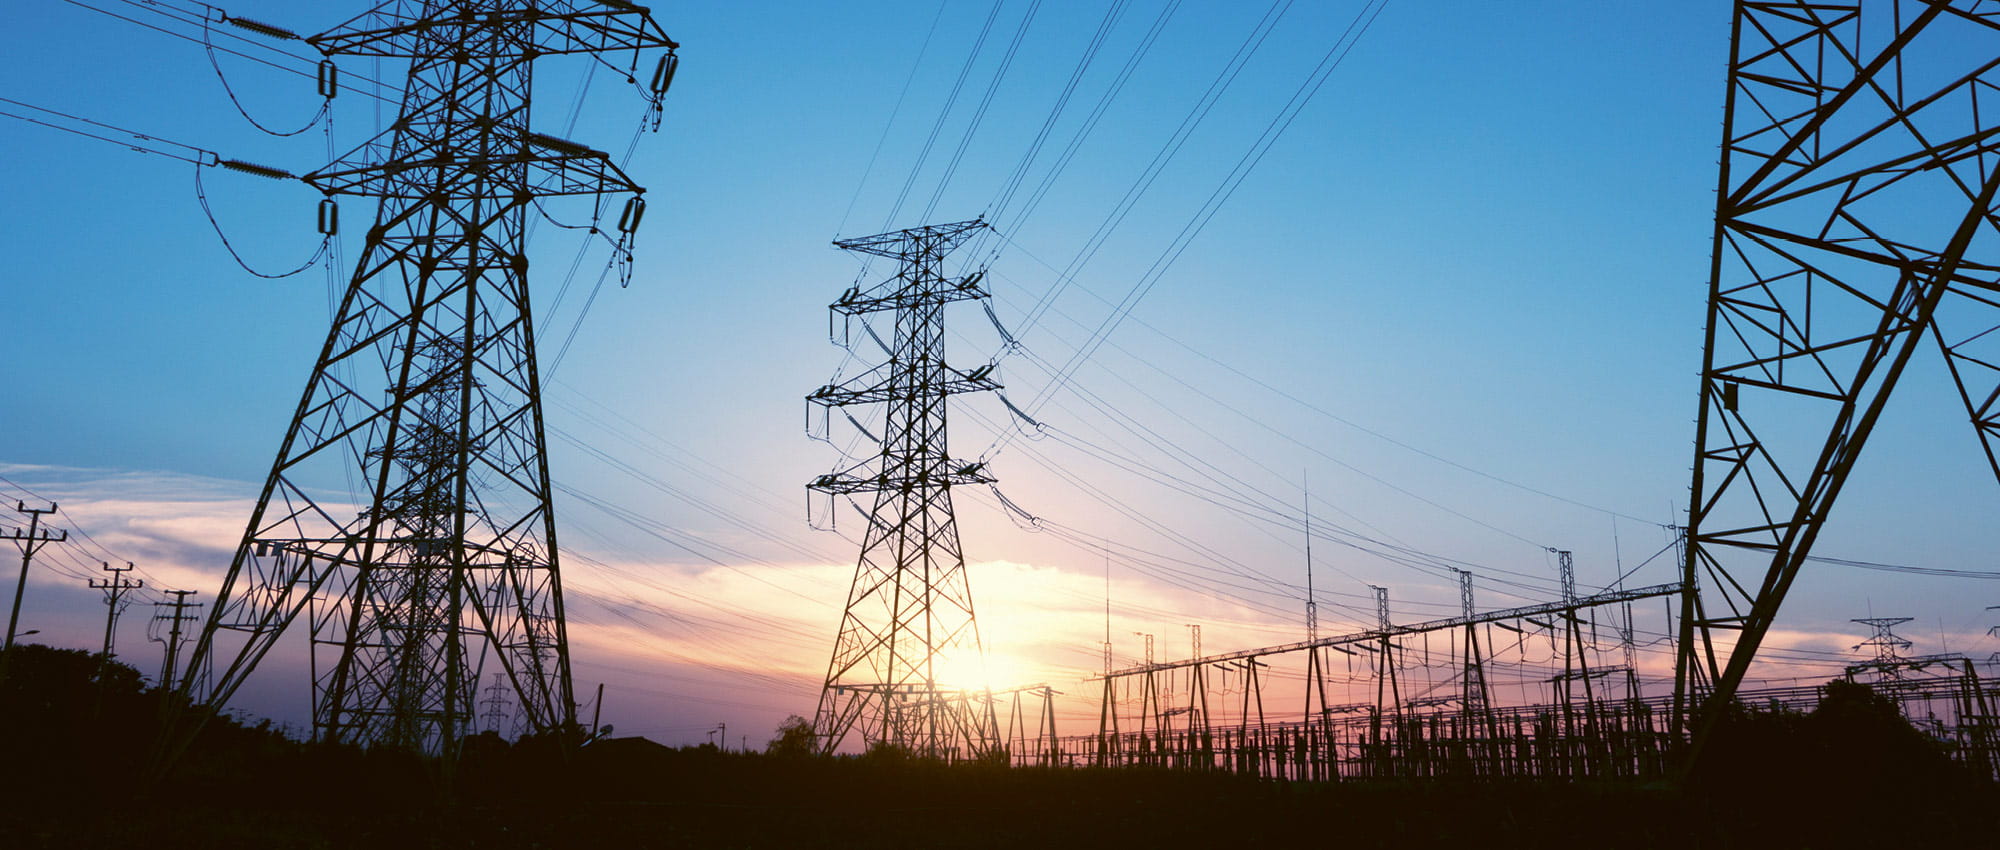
[
  {"left": 806, "top": 218, "right": 1002, "bottom": 758},
  {"left": 1678, "top": 0, "right": 2000, "bottom": 769},
  {"left": 176, "top": 1, "right": 678, "bottom": 757},
  {"left": 478, "top": 672, "right": 516, "bottom": 736},
  {"left": 1852, "top": 616, "right": 1915, "bottom": 667}
]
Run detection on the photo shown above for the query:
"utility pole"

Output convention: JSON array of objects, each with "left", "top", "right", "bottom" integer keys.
[
  {"left": 88, "top": 562, "right": 142, "bottom": 660},
  {"left": 1550, "top": 550, "right": 1593, "bottom": 714},
  {"left": 806, "top": 218, "right": 1002, "bottom": 758},
  {"left": 1452, "top": 567, "right": 1497, "bottom": 772},
  {"left": 1103, "top": 552, "right": 1113, "bottom": 675},
  {"left": 150, "top": 590, "right": 202, "bottom": 688},
  {"left": 1303, "top": 477, "right": 1318, "bottom": 645},
  {"left": 173, "top": 2, "right": 680, "bottom": 760},
  {"left": 1131, "top": 631, "right": 1161, "bottom": 749},
  {"left": 1368, "top": 584, "right": 1400, "bottom": 774},
  {"left": 1548, "top": 548, "right": 1603, "bottom": 775},
  {"left": 6, "top": 501, "right": 66, "bottom": 650},
  {"left": 1184, "top": 624, "right": 1210, "bottom": 754},
  {"left": 1302, "top": 479, "right": 1331, "bottom": 736}
]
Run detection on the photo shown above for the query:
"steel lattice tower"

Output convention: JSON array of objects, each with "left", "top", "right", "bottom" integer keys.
[
  {"left": 1678, "top": 0, "right": 2000, "bottom": 769},
  {"left": 807, "top": 218, "right": 1002, "bottom": 758},
  {"left": 177, "top": 1, "right": 676, "bottom": 756}
]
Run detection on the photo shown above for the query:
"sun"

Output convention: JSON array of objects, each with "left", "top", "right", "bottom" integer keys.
[{"left": 929, "top": 647, "right": 1024, "bottom": 692}]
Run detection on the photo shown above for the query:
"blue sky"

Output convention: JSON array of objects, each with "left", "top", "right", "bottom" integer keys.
[{"left": 4, "top": 0, "right": 1998, "bottom": 746}]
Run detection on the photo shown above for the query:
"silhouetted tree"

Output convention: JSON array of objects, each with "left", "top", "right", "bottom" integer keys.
[{"left": 766, "top": 714, "right": 817, "bottom": 757}]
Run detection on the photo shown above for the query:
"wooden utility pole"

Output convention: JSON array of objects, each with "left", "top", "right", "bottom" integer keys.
[
  {"left": 151, "top": 590, "right": 202, "bottom": 687},
  {"left": 6, "top": 501, "right": 67, "bottom": 650},
  {"left": 89, "top": 561, "right": 142, "bottom": 659}
]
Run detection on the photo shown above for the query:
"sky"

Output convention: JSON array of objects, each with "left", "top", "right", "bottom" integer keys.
[{"left": 3, "top": 0, "right": 1999, "bottom": 749}]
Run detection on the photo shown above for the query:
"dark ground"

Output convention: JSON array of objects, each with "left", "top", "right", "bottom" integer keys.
[{"left": 2, "top": 644, "right": 1993, "bottom": 849}]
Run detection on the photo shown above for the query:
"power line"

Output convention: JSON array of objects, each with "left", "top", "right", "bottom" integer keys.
[
  {"left": 995, "top": 233, "right": 1665, "bottom": 525},
  {"left": 1003, "top": 0, "right": 1394, "bottom": 449},
  {"left": 917, "top": 0, "right": 1044, "bottom": 222},
  {"left": 879, "top": 0, "right": 1008, "bottom": 232},
  {"left": 969, "top": 0, "right": 1183, "bottom": 264},
  {"left": 0, "top": 96, "right": 217, "bottom": 165},
  {"left": 975, "top": 0, "right": 1132, "bottom": 240},
  {"left": 192, "top": 163, "right": 330, "bottom": 278},
  {"left": 58, "top": 0, "right": 398, "bottom": 102},
  {"left": 835, "top": 0, "right": 949, "bottom": 238},
  {"left": 1002, "top": 0, "right": 1294, "bottom": 349}
]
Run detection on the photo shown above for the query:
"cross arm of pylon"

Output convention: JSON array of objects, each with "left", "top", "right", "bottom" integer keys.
[
  {"left": 831, "top": 271, "right": 989, "bottom": 315},
  {"left": 307, "top": 1, "right": 677, "bottom": 58},
  {"left": 302, "top": 130, "right": 643, "bottom": 198},
  {"left": 808, "top": 462, "right": 997, "bottom": 495},
  {"left": 807, "top": 363, "right": 1000, "bottom": 408},
  {"left": 1843, "top": 653, "right": 1967, "bottom": 680},
  {"left": 833, "top": 218, "right": 986, "bottom": 256},
  {"left": 1092, "top": 582, "right": 1685, "bottom": 681}
]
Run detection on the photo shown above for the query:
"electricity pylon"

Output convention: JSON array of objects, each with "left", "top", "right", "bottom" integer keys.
[
  {"left": 1852, "top": 616, "right": 1915, "bottom": 667},
  {"left": 177, "top": 1, "right": 677, "bottom": 757},
  {"left": 1678, "top": 0, "right": 2000, "bottom": 770},
  {"left": 806, "top": 218, "right": 1002, "bottom": 758}
]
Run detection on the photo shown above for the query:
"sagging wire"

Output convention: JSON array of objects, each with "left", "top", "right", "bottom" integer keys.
[
  {"left": 531, "top": 199, "right": 595, "bottom": 232},
  {"left": 205, "top": 9, "right": 333, "bottom": 136},
  {"left": 809, "top": 491, "right": 878, "bottom": 534},
  {"left": 803, "top": 488, "right": 833, "bottom": 532},
  {"left": 530, "top": 190, "right": 632, "bottom": 377},
  {"left": 541, "top": 189, "right": 644, "bottom": 378},
  {"left": 988, "top": 484, "right": 1046, "bottom": 533},
  {"left": 194, "top": 161, "right": 330, "bottom": 279},
  {"left": 567, "top": 28, "right": 676, "bottom": 126}
]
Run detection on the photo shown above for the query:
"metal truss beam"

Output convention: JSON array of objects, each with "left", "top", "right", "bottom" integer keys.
[
  {"left": 1095, "top": 582, "right": 1683, "bottom": 681},
  {"left": 1679, "top": 0, "right": 2000, "bottom": 771}
]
